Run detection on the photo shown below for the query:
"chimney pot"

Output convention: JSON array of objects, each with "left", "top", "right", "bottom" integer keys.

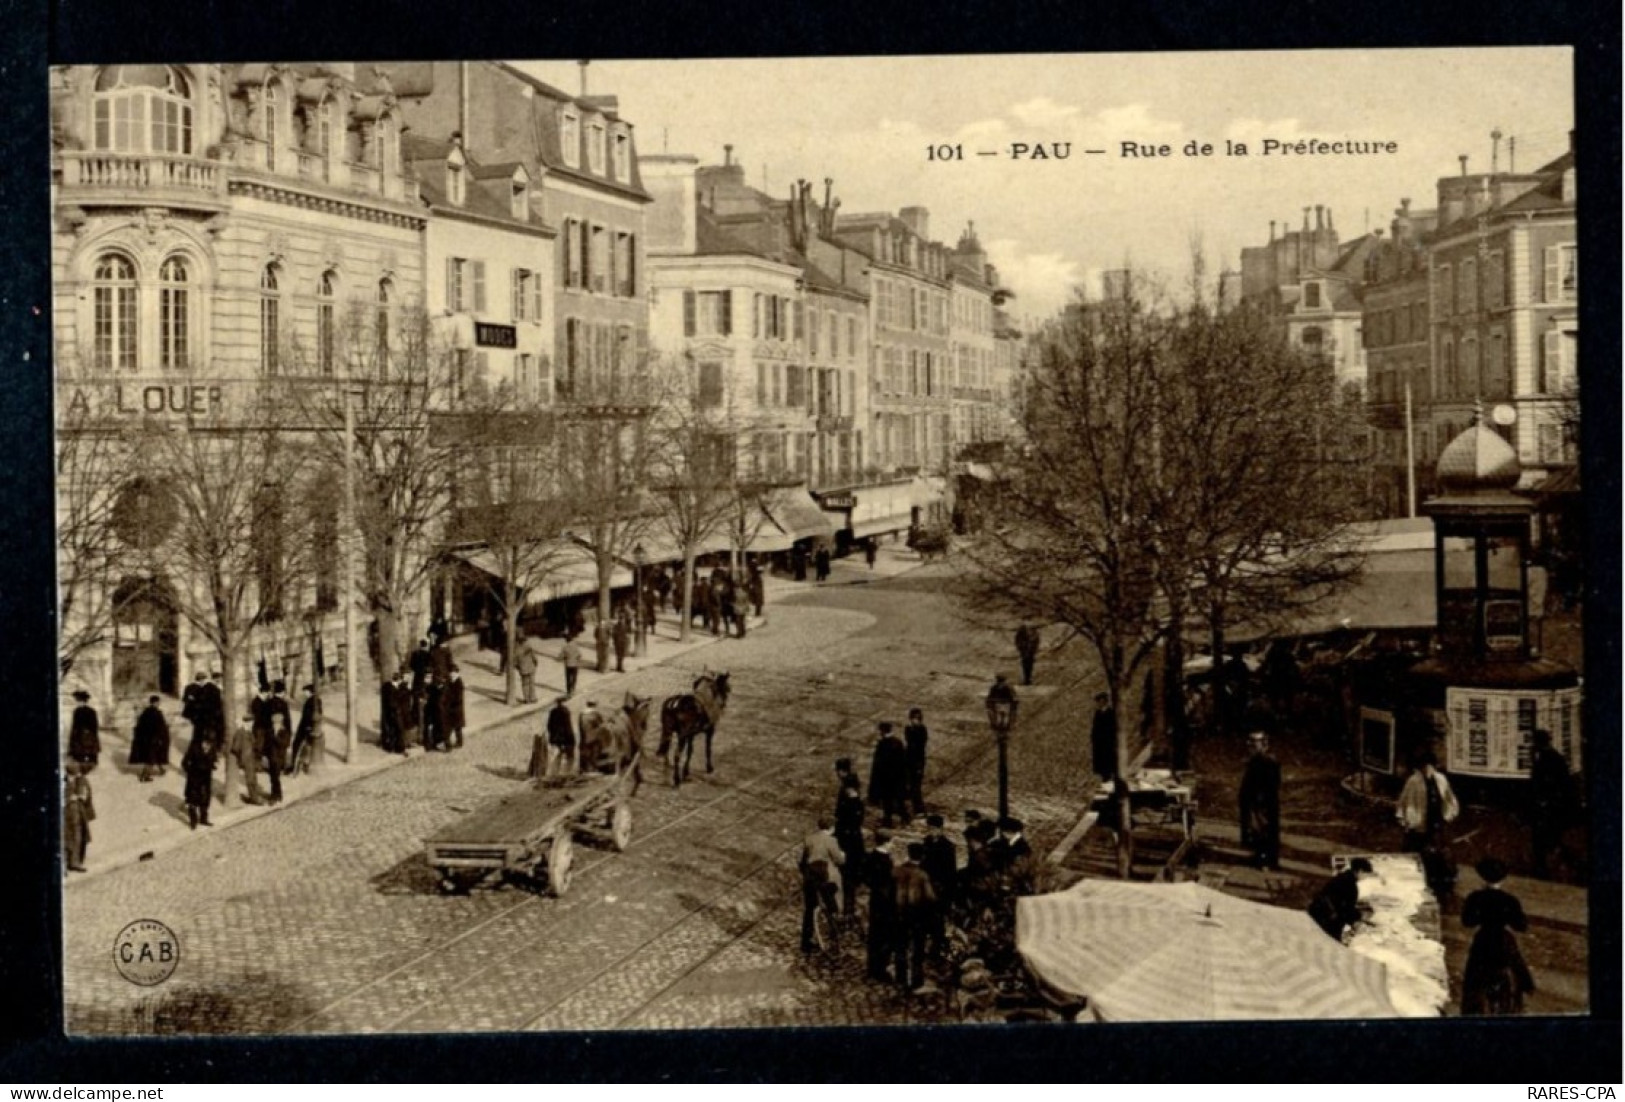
[
  {"left": 724, "top": 143, "right": 733, "bottom": 167},
  {"left": 1458, "top": 154, "right": 1468, "bottom": 176}
]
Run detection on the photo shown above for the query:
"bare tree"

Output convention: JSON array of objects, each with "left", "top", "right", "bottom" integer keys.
[
  {"left": 645, "top": 358, "right": 738, "bottom": 642},
  {"left": 1154, "top": 297, "right": 1368, "bottom": 743},
  {"left": 290, "top": 300, "right": 465, "bottom": 678},
  {"left": 958, "top": 281, "right": 1170, "bottom": 775},
  {"left": 557, "top": 351, "right": 658, "bottom": 671},
  {"left": 55, "top": 406, "right": 139, "bottom": 679},
  {"left": 448, "top": 420, "right": 584, "bottom": 705},
  {"left": 126, "top": 392, "right": 320, "bottom": 789}
]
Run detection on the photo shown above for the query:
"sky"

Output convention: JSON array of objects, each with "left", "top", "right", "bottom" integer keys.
[{"left": 517, "top": 50, "right": 1573, "bottom": 324}]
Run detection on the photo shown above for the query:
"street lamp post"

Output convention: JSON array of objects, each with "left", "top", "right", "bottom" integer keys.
[
  {"left": 633, "top": 542, "right": 647, "bottom": 657},
  {"left": 985, "top": 674, "right": 1019, "bottom": 823}
]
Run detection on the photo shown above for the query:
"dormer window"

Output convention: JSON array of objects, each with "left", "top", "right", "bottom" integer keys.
[
  {"left": 611, "top": 129, "right": 630, "bottom": 182},
  {"left": 588, "top": 121, "right": 606, "bottom": 174},
  {"left": 1303, "top": 281, "right": 1322, "bottom": 309},
  {"left": 511, "top": 181, "right": 529, "bottom": 220},
  {"left": 560, "top": 110, "right": 580, "bottom": 168},
  {"left": 447, "top": 163, "right": 465, "bottom": 205},
  {"left": 93, "top": 65, "right": 193, "bottom": 155}
]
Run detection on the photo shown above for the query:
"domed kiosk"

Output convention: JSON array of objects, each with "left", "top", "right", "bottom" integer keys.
[{"left": 1358, "top": 413, "right": 1582, "bottom": 788}]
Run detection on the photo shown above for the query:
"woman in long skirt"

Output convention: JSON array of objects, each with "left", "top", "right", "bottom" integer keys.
[{"left": 1460, "top": 857, "right": 1536, "bottom": 1015}]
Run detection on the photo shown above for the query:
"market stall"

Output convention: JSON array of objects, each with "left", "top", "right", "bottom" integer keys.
[
  {"left": 1332, "top": 852, "right": 1450, "bottom": 1017},
  {"left": 1015, "top": 880, "right": 1401, "bottom": 1021}
]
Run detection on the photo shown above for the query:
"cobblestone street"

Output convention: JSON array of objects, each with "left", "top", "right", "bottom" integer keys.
[{"left": 63, "top": 557, "right": 1093, "bottom": 1035}]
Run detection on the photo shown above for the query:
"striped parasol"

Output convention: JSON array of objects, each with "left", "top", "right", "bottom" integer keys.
[{"left": 1016, "top": 880, "right": 1401, "bottom": 1021}]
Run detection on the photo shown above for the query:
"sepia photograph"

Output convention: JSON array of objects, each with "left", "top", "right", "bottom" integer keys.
[{"left": 44, "top": 47, "right": 1597, "bottom": 1045}]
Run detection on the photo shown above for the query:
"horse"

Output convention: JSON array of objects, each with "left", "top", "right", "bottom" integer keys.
[
  {"left": 658, "top": 671, "right": 731, "bottom": 787},
  {"left": 580, "top": 692, "right": 652, "bottom": 796}
]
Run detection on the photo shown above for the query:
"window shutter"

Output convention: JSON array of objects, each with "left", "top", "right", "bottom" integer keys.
[
  {"left": 532, "top": 274, "right": 543, "bottom": 323},
  {"left": 1542, "top": 330, "right": 1562, "bottom": 392},
  {"left": 756, "top": 363, "right": 766, "bottom": 406},
  {"left": 626, "top": 234, "right": 637, "bottom": 297},
  {"left": 794, "top": 300, "right": 804, "bottom": 341},
  {"left": 1543, "top": 246, "right": 1559, "bottom": 303},
  {"left": 754, "top": 294, "right": 762, "bottom": 338},
  {"left": 580, "top": 222, "right": 592, "bottom": 289},
  {"left": 721, "top": 290, "right": 733, "bottom": 336},
  {"left": 447, "top": 258, "right": 459, "bottom": 311},
  {"left": 607, "top": 235, "right": 618, "bottom": 300},
  {"left": 472, "top": 261, "right": 487, "bottom": 314},
  {"left": 512, "top": 269, "right": 523, "bottom": 321},
  {"left": 683, "top": 291, "right": 696, "bottom": 337}
]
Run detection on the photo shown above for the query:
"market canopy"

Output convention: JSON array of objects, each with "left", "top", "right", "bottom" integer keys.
[
  {"left": 762, "top": 487, "right": 837, "bottom": 543},
  {"left": 1016, "top": 880, "right": 1401, "bottom": 1022}
]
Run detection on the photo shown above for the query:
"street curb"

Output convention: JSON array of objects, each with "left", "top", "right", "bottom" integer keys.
[{"left": 65, "top": 555, "right": 933, "bottom": 886}]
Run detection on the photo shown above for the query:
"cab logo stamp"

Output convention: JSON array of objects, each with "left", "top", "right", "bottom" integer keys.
[{"left": 113, "top": 919, "right": 180, "bottom": 986}]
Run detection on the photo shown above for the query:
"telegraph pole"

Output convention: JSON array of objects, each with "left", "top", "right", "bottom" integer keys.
[{"left": 342, "top": 384, "right": 358, "bottom": 762}]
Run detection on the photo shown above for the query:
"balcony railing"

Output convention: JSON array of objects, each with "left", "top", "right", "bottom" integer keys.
[
  {"left": 59, "top": 152, "right": 225, "bottom": 196},
  {"left": 814, "top": 414, "right": 853, "bottom": 433}
]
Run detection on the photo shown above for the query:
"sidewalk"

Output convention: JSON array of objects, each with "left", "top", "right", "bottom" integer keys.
[{"left": 61, "top": 540, "right": 930, "bottom": 882}]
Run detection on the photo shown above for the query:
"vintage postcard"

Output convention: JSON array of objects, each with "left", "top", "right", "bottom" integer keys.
[{"left": 51, "top": 50, "right": 1589, "bottom": 1039}]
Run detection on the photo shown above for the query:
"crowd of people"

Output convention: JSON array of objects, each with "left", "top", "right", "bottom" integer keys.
[
  {"left": 796, "top": 713, "right": 1040, "bottom": 996},
  {"left": 379, "top": 635, "right": 467, "bottom": 755}
]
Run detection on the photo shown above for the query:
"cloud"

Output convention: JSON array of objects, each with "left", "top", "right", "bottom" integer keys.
[
  {"left": 1009, "top": 96, "right": 1084, "bottom": 130},
  {"left": 984, "top": 239, "right": 1088, "bottom": 320}
]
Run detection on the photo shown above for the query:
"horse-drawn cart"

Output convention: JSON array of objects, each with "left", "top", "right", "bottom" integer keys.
[{"left": 424, "top": 765, "right": 636, "bottom": 896}]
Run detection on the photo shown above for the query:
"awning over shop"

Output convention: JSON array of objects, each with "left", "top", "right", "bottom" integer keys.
[
  {"left": 763, "top": 487, "right": 838, "bottom": 543},
  {"left": 963, "top": 462, "right": 996, "bottom": 481},
  {"left": 851, "top": 512, "right": 914, "bottom": 539},
  {"left": 453, "top": 542, "right": 631, "bottom": 602},
  {"left": 615, "top": 528, "right": 733, "bottom": 568}
]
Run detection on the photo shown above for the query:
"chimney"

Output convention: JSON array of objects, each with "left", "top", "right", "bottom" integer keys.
[
  {"left": 458, "top": 62, "right": 470, "bottom": 150},
  {"left": 1327, "top": 208, "right": 1334, "bottom": 233},
  {"left": 1302, "top": 207, "right": 1310, "bottom": 233},
  {"left": 1491, "top": 128, "right": 1503, "bottom": 174},
  {"left": 723, "top": 143, "right": 733, "bottom": 167},
  {"left": 1508, "top": 136, "right": 1516, "bottom": 173},
  {"left": 1315, "top": 205, "right": 1324, "bottom": 231},
  {"left": 1458, "top": 154, "right": 1468, "bottom": 176},
  {"left": 578, "top": 60, "right": 589, "bottom": 97},
  {"left": 900, "top": 205, "right": 930, "bottom": 241},
  {"left": 1269, "top": 220, "right": 1276, "bottom": 242}
]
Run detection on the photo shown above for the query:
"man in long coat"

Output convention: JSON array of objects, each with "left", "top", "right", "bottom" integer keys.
[
  {"left": 1528, "top": 729, "right": 1572, "bottom": 878},
  {"left": 392, "top": 669, "right": 419, "bottom": 751},
  {"left": 262, "top": 681, "right": 293, "bottom": 805},
  {"left": 421, "top": 672, "right": 444, "bottom": 752},
  {"left": 378, "top": 674, "right": 399, "bottom": 754},
  {"left": 892, "top": 843, "right": 938, "bottom": 992},
  {"left": 443, "top": 668, "right": 466, "bottom": 750},
  {"left": 181, "top": 734, "right": 217, "bottom": 829},
  {"left": 129, "top": 695, "right": 172, "bottom": 781},
  {"left": 63, "top": 760, "right": 94, "bottom": 872},
  {"left": 233, "top": 707, "right": 263, "bottom": 805},
  {"left": 867, "top": 722, "right": 910, "bottom": 827},
  {"left": 864, "top": 833, "right": 897, "bottom": 982},
  {"left": 1015, "top": 624, "right": 1040, "bottom": 686},
  {"left": 611, "top": 611, "right": 631, "bottom": 673},
  {"left": 1089, "top": 692, "right": 1118, "bottom": 782},
  {"left": 833, "top": 766, "right": 867, "bottom": 916},
  {"left": 67, "top": 690, "right": 100, "bottom": 772},
  {"left": 1238, "top": 731, "right": 1282, "bottom": 870},
  {"left": 291, "top": 683, "right": 322, "bottom": 772}
]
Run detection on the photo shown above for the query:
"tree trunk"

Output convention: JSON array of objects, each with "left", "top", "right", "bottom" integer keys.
[
  {"left": 375, "top": 606, "right": 402, "bottom": 683},
  {"left": 1208, "top": 603, "right": 1228, "bottom": 741},
  {"left": 679, "top": 550, "right": 696, "bottom": 643},
  {"left": 595, "top": 543, "right": 612, "bottom": 673},
  {"left": 219, "top": 646, "right": 241, "bottom": 810},
  {"left": 503, "top": 598, "right": 520, "bottom": 706},
  {"left": 1163, "top": 609, "right": 1191, "bottom": 770}
]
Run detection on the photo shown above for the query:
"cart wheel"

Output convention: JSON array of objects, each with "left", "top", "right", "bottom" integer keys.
[
  {"left": 610, "top": 803, "right": 634, "bottom": 852},
  {"left": 548, "top": 832, "right": 575, "bottom": 896}
]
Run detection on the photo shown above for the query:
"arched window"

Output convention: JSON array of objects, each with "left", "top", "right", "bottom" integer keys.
[
  {"left": 317, "top": 271, "right": 336, "bottom": 376},
  {"left": 158, "top": 255, "right": 190, "bottom": 370},
  {"left": 262, "top": 82, "right": 281, "bottom": 171},
  {"left": 375, "top": 278, "right": 392, "bottom": 377},
  {"left": 260, "top": 264, "right": 281, "bottom": 375},
  {"left": 93, "top": 66, "right": 192, "bottom": 155},
  {"left": 92, "top": 253, "right": 138, "bottom": 371}
]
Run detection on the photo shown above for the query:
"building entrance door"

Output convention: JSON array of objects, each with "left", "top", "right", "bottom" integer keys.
[{"left": 111, "top": 575, "right": 178, "bottom": 698}]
